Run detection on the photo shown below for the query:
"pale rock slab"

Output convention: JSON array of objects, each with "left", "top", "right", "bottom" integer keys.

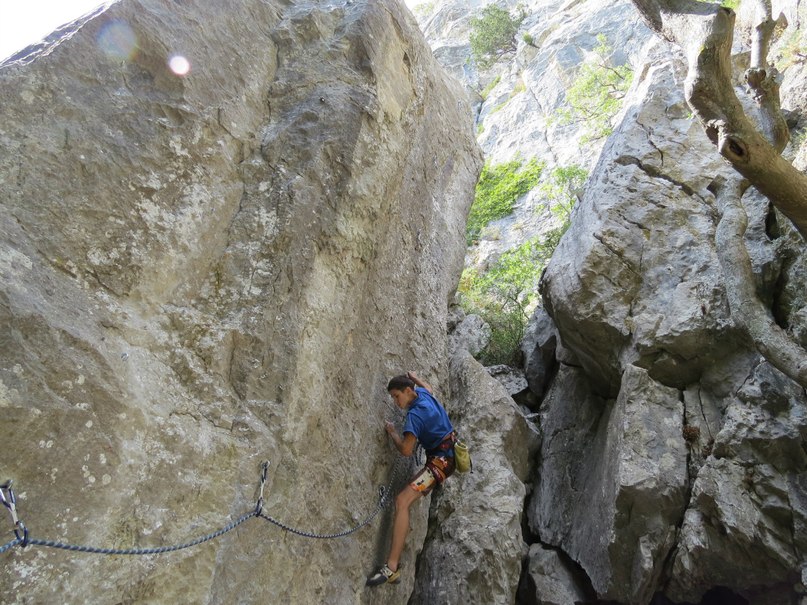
[{"left": 0, "top": 0, "right": 482, "bottom": 603}]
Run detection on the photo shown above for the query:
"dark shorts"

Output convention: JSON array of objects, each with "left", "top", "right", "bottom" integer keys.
[{"left": 409, "top": 455, "right": 456, "bottom": 495}]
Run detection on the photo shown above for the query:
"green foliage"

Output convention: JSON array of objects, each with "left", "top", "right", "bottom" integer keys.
[
  {"left": 523, "top": 32, "right": 536, "bottom": 47},
  {"left": 539, "top": 165, "right": 588, "bottom": 223},
  {"left": 703, "top": 0, "right": 740, "bottom": 7},
  {"left": 412, "top": 1, "right": 436, "bottom": 18},
  {"left": 555, "top": 34, "right": 633, "bottom": 141},
  {"left": 480, "top": 75, "right": 501, "bottom": 100},
  {"left": 470, "top": 5, "right": 525, "bottom": 69},
  {"left": 775, "top": 28, "right": 807, "bottom": 71},
  {"left": 459, "top": 233, "right": 563, "bottom": 366},
  {"left": 467, "top": 157, "right": 545, "bottom": 245},
  {"left": 459, "top": 163, "right": 585, "bottom": 364}
]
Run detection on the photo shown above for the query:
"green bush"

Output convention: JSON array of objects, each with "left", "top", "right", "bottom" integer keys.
[
  {"left": 412, "top": 1, "right": 436, "bottom": 18},
  {"left": 480, "top": 75, "right": 502, "bottom": 100},
  {"left": 470, "top": 5, "right": 525, "bottom": 69},
  {"left": 460, "top": 163, "right": 586, "bottom": 365},
  {"left": 459, "top": 233, "right": 563, "bottom": 366},
  {"left": 555, "top": 34, "right": 633, "bottom": 141},
  {"left": 466, "top": 157, "right": 545, "bottom": 245},
  {"left": 539, "top": 165, "right": 588, "bottom": 223}
]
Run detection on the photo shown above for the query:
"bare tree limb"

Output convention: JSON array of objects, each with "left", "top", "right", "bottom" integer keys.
[
  {"left": 629, "top": 0, "right": 807, "bottom": 388},
  {"left": 746, "top": 0, "right": 789, "bottom": 152},
  {"left": 630, "top": 0, "right": 807, "bottom": 237},
  {"left": 711, "top": 176, "right": 807, "bottom": 388}
]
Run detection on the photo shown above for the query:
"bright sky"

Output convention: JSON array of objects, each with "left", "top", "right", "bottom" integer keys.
[
  {"left": 0, "top": 0, "right": 424, "bottom": 63},
  {"left": 0, "top": 0, "right": 109, "bottom": 61}
]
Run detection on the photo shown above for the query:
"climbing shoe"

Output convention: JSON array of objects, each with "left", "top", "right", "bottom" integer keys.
[{"left": 366, "top": 564, "right": 400, "bottom": 586}]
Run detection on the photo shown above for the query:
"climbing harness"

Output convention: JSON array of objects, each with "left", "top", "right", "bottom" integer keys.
[{"left": 0, "top": 457, "right": 409, "bottom": 557}]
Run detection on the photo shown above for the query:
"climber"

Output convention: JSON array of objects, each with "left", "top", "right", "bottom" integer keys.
[{"left": 366, "top": 371, "right": 456, "bottom": 587}]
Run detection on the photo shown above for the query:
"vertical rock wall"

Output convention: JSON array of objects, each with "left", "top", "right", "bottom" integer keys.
[
  {"left": 534, "top": 19, "right": 807, "bottom": 605},
  {"left": 0, "top": 1, "right": 482, "bottom": 603}
]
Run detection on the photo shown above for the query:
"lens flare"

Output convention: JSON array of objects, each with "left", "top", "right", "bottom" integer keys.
[
  {"left": 168, "top": 55, "right": 190, "bottom": 76},
  {"left": 97, "top": 20, "right": 137, "bottom": 61}
]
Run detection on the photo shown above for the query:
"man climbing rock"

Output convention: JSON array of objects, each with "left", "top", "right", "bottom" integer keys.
[{"left": 366, "top": 371, "right": 456, "bottom": 587}]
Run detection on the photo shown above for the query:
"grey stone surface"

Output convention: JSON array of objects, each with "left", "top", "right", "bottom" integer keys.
[
  {"left": 529, "top": 3, "right": 807, "bottom": 602},
  {"left": 0, "top": 0, "right": 482, "bottom": 603},
  {"left": 529, "top": 364, "right": 688, "bottom": 604},
  {"left": 449, "top": 311, "right": 491, "bottom": 357},
  {"left": 521, "top": 543, "right": 589, "bottom": 605},
  {"left": 521, "top": 306, "right": 560, "bottom": 400}
]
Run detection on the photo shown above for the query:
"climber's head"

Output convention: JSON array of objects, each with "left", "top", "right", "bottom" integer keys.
[{"left": 387, "top": 375, "right": 417, "bottom": 409}]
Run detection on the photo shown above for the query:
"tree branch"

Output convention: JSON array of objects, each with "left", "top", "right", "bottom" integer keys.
[
  {"left": 745, "top": 0, "right": 789, "bottom": 152},
  {"left": 711, "top": 177, "right": 807, "bottom": 389},
  {"left": 629, "top": 0, "right": 807, "bottom": 238}
]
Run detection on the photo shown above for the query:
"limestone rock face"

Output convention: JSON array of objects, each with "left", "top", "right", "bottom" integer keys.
[
  {"left": 528, "top": 364, "right": 688, "bottom": 603},
  {"left": 531, "top": 8, "right": 807, "bottom": 603},
  {"left": 519, "top": 543, "right": 589, "bottom": 605},
  {"left": 540, "top": 51, "right": 742, "bottom": 398},
  {"left": 409, "top": 348, "right": 540, "bottom": 605},
  {"left": 0, "top": 1, "right": 482, "bottom": 603}
]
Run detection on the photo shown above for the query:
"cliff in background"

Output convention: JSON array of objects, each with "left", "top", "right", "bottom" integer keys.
[{"left": 0, "top": 1, "right": 482, "bottom": 603}]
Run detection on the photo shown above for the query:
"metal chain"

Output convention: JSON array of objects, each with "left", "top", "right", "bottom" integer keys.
[
  {"left": 0, "top": 456, "right": 411, "bottom": 556},
  {"left": 257, "top": 454, "right": 410, "bottom": 539},
  {"left": 20, "top": 511, "right": 258, "bottom": 555}
]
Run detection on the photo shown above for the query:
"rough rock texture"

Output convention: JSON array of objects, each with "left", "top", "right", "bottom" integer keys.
[
  {"left": 409, "top": 346, "right": 540, "bottom": 605},
  {"left": 0, "top": 1, "right": 482, "bottom": 603},
  {"left": 529, "top": 363, "right": 689, "bottom": 603},
  {"left": 448, "top": 308, "right": 491, "bottom": 357},
  {"left": 518, "top": 543, "right": 589, "bottom": 605},
  {"left": 531, "top": 6, "right": 807, "bottom": 604},
  {"left": 416, "top": 0, "right": 656, "bottom": 279},
  {"left": 520, "top": 307, "right": 561, "bottom": 401}
]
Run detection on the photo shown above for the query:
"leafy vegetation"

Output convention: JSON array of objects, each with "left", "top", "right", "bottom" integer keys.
[
  {"left": 774, "top": 28, "right": 807, "bottom": 71},
  {"left": 466, "top": 157, "right": 544, "bottom": 245},
  {"left": 554, "top": 34, "right": 633, "bottom": 141},
  {"left": 706, "top": 0, "right": 740, "bottom": 8},
  {"left": 469, "top": 5, "right": 525, "bottom": 69},
  {"left": 411, "top": 1, "right": 436, "bottom": 19},
  {"left": 460, "top": 164, "right": 586, "bottom": 366},
  {"left": 480, "top": 75, "right": 502, "bottom": 101},
  {"left": 539, "top": 165, "right": 588, "bottom": 224},
  {"left": 459, "top": 234, "right": 562, "bottom": 366}
]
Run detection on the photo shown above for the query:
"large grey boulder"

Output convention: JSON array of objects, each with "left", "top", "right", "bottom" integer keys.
[
  {"left": 540, "top": 51, "right": 743, "bottom": 398},
  {"left": 533, "top": 6, "right": 807, "bottom": 602},
  {"left": 519, "top": 543, "right": 590, "bottom": 605},
  {"left": 0, "top": 0, "right": 482, "bottom": 603},
  {"left": 667, "top": 361, "right": 807, "bottom": 604},
  {"left": 528, "top": 364, "right": 688, "bottom": 604}
]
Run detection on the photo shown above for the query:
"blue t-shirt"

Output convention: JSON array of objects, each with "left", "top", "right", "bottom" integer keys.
[{"left": 403, "top": 387, "right": 454, "bottom": 455}]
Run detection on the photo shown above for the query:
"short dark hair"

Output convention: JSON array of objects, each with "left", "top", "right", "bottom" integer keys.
[{"left": 387, "top": 375, "right": 415, "bottom": 392}]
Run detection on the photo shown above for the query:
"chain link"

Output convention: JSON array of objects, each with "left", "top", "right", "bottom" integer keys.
[
  {"left": 257, "top": 454, "right": 410, "bottom": 539},
  {"left": 0, "top": 455, "right": 412, "bottom": 557}
]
